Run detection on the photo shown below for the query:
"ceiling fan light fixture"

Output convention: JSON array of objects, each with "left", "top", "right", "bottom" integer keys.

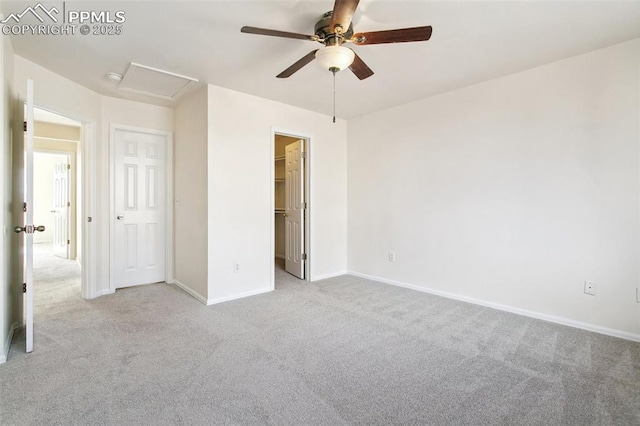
[{"left": 315, "top": 46, "right": 355, "bottom": 72}]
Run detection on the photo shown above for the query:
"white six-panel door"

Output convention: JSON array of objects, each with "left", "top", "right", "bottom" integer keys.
[
  {"left": 113, "top": 128, "right": 166, "bottom": 288},
  {"left": 285, "top": 140, "right": 305, "bottom": 279},
  {"left": 52, "top": 158, "right": 70, "bottom": 259}
]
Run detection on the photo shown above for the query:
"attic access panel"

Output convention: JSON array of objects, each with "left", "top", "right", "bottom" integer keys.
[{"left": 118, "top": 63, "right": 198, "bottom": 101}]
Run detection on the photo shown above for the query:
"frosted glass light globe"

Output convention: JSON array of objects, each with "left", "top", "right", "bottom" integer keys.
[{"left": 315, "top": 46, "right": 355, "bottom": 71}]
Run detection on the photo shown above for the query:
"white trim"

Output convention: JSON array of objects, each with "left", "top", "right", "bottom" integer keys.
[
  {"left": 270, "top": 128, "right": 313, "bottom": 288},
  {"left": 94, "top": 289, "right": 115, "bottom": 298},
  {"left": 33, "top": 136, "right": 79, "bottom": 143},
  {"left": 22, "top": 101, "right": 95, "bottom": 300},
  {"left": 81, "top": 122, "right": 97, "bottom": 299},
  {"left": 119, "top": 62, "right": 198, "bottom": 101},
  {"left": 311, "top": 271, "right": 347, "bottom": 281},
  {"left": 269, "top": 132, "right": 275, "bottom": 291},
  {"left": 173, "top": 280, "right": 208, "bottom": 305},
  {"left": 28, "top": 102, "right": 92, "bottom": 299},
  {"left": 30, "top": 107, "right": 95, "bottom": 299},
  {"left": 348, "top": 271, "right": 640, "bottom": 343},
  {"left": 1, "top": 322, "right": 20, "bottom": 364},
  {"left": 206, "top": 287, "right": 272, "bottom": 306},
  {"left": 165, "top": 132, "right": 175, "bottom": 285},
  {"left": 109, "top": 124, "right": 174, "bottom": 292}
]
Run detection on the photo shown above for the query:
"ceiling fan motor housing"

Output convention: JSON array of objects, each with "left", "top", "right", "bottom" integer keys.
[{"left": 315, "top": 11, "right": 354, "bottom": 45}]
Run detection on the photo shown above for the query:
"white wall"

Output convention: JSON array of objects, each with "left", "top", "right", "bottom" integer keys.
[
  {"left": 174, "top": 86, "right": 208, "bottom": 301},
  {"left": 13, "top": 57, "right": 174, "bottom": 298},
  {"left": 347, "top": 39, "right": 640, "bottom": 339},
  {"left": 207, "top": 85, "right": 348, "bottom": 303},
  {"left": 0, "top": 29, "right": 16, "bottom": 363}
]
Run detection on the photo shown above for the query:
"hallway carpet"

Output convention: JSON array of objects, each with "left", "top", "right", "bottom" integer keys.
[{"left": 1, "top": 252, "right": 638, "bottom": 425}]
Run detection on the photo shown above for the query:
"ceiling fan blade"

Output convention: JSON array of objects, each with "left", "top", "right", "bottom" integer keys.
[
  {"left": 241, "top": 26, "right": 315, "bottom": 41},
  {"left": 330, "top": 0, "right": 360, "bottom": 34},
  {"left": 349, "top": 51, "right": 374, "bottom": 80},
  {"left": 352, "top": 26, "right": 433, "bottom": 45},
  {"left": 277, "top": 50, "right": 319, "bottom": 78}
]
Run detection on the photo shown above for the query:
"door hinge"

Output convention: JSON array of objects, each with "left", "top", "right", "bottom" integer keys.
[
  {"left": 22, "top": 283, "right": 26, "bottom": 293},
  {"left": 67, "top": 239, "right": 70, "bottom": 245},
  {"left": 23, "top": 121, "right": 27, "bottom": 131},
  {"left": 67, "top": 164, "right": 71, "bottom": 170},
  {"left": 301, "top": 151, "right": 307, "bottom": 159},
  {"left": 301, "top": 202, "right": 307, "bottom": 209},
  {"left": 67, "top": 202, "right": 71, "bottom": 207},
  {"left": 302, "top": 253, "right": 307, "bottom": 261},
  {"left": 23, "top": 202, "right": 27, "bottom": 212}
]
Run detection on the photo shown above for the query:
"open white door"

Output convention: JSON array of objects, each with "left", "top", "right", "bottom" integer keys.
[
  {"left": 52, "top": 158, "right": 70, "bottom": 259},
  {"left": 285, "top": 140, "right": 305, "bottom": 279},
  {"left": 13, "top": 80, "right": 38, "bottom": 353}
]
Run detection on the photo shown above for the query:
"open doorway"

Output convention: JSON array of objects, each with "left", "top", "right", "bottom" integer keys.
[
  {"left": 273, "top": 132, "right": 310, "bottom": 288},
  {"left": 32, "top": 108, "right": 82, "bottom": 307}
]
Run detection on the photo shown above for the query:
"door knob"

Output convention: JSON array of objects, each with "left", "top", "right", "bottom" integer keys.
[
  {"left": 117, "top": 216, "right": 124, "bottom": 220},
  {"left": 14, "top": 225, "right": 45, "bottom": 233}
]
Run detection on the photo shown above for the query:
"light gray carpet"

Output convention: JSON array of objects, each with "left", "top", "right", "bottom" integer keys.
[{"left": 1, "top": 250, "right": 639, "bottom": 425}]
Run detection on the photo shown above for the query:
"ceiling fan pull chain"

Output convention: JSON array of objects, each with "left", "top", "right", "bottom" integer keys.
[{"left": 332, "top": 69, "right": 336, "bottom": 123}]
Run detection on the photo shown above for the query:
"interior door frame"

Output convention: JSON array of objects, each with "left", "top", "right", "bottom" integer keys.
[
  {"left": 270, "top": 128, "right": 311, "bottom": 289},
  {"left": 27, "top": 105, "right": 95, "bottom": 300},
  {"left": 109, "top": 124, "right": 174, "bottom": 292}
]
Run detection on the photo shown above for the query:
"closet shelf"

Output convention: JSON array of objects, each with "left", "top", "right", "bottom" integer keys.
[
  {"left": 274, "top": 208, "right": 286, "bottom": 214},
  {"left": 275, "top": 155, "right": 285, "bottom": 162},
  {"left": 274, "top": 178, "right": 285, "bottom": 182}
]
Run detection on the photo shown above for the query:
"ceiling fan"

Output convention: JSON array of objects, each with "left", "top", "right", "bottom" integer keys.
[{"left": 240, "top": 0, "right": 433, "bottom": 80}]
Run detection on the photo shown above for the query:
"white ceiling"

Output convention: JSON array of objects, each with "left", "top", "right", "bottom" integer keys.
[{"left": 3, "top": 1, "right": 639, "bottom": 119}]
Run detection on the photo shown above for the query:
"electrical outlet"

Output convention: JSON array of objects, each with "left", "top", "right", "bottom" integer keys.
[
  {"left": 388, "top": 251, "right": 396, "bottom": 262},
  {"left": 233, "top": 262, "right": 240, "bottom": 273},
  {"left": 584, "top": 280, "right": 596, "bottom": 296}
]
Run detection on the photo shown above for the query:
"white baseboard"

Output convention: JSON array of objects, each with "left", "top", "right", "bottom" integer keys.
[
  {"left": 173, "top": 280, "right": 208, "bottom": 305},
  {"left": 348, "top": 271, "right": 640, "bottom": 343},
  {"left": 1, "top": 322, "right": 20, "bottom": 364},
  {"left": 94, "top": 289, "right": 115, "bottom": 298},
  {"left": 207, "top": 287, "right": 272, "bottom": 306},
  {"left": 311, "top": 270, "right": 347, "bottom": 281}
]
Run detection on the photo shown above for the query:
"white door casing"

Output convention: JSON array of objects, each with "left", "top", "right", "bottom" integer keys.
[
  {"left": 52, "top": 158, "right": 70, "bottom": 259},
  {"left": 111, "top": 126, "right": 171, "bottom": 289},
  {"left": 285, "top": 140, "right": 305, "bottom": 279}
]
